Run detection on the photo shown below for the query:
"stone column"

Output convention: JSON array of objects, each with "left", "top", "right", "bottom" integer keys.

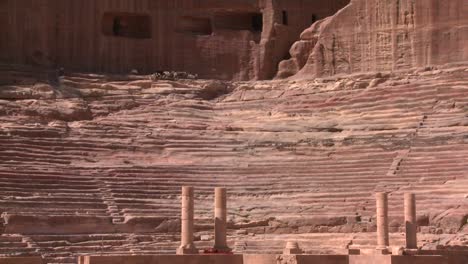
[
  {"left": 376, "top": 192, "right": 389, "bottom": 250},
  {"left": 214, "top": 187, "right": 231, "bottom": 251},
  {"left": 177, "top": 186, "right": 198, "bottom": 254},
  {"left": 404, "top": 193, "right": 417, "bottom": 249}
]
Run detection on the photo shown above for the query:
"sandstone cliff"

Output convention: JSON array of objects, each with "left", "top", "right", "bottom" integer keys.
[{"left": 276, "top": 0, "right": 468, "bottom": 79}]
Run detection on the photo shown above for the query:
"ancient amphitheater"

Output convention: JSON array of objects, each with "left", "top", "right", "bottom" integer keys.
[{"left": 0, "top": 0, "right": 467, "bottom": 264}]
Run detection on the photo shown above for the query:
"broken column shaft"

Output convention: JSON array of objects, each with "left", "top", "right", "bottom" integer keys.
[
  {"left": 404, "top": 193, "right": 417, "bottom": 249},
  {"left": 177, "top": 186, "right": 198, "bottom": 254},
  {"left": 376, "top": 192, "right": 389, "bottom": 250},
  {"left": 214, "top": 187, "right": 231, "bottom": 251}
]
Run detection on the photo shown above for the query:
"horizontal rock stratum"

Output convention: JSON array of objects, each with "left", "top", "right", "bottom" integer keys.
[{"left": 0, "top": 63, "right": 467, "bottom": 263}]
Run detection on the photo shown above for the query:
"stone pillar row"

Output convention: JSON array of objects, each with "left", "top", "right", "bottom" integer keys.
[
  {"left": 177, "top": 188, "right": 418, "bottom": 255},
  {"left": 375, "top": 192, "right": 418, "bottom": 252},
  {"left": 177, "top": 186, "right": 231, "bottom": 255}
]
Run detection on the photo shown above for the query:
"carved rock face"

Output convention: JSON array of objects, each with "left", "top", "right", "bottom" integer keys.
[
  {"left": 0, "top": 0, "right": 350, "bottom": 81},
  {"left": 277, "top": 0, "right": 468, "bottom": 79}
]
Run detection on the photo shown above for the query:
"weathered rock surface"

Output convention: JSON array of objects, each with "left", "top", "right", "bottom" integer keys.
[
  {"left": 0, "top": 0, "right": 350, "bottom": 80},
  {"left": 277, "top": 0, "right": 468, "bottom": 79},
  {"left": 0, "top": 64, "right": 467, "bottom": 263}
]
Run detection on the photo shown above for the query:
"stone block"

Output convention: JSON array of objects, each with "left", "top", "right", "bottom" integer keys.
[
  {"left": 283, "top": 248, "right": 303, "bottom": 255},
  {"left": 359, "top": 248, "right": 391, "bottom": 255}
]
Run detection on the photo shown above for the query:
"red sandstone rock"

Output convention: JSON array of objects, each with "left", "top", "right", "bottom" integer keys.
[
  {"left": 0, "top": 64, "right": 467, "bottom": 262},
  {"left": 0, "top": 0, "right": 349, "bottom": 80},
  {"left": 0, "top": 1, "right": 467, "bottom": 262},
  {"left": 277, "top": 0, "right": 468, "bottom": 79}
]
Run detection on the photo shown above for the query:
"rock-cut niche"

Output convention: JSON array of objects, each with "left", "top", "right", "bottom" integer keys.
[{"left": 102, "top": 12, "right": 152, "bottom": 39}]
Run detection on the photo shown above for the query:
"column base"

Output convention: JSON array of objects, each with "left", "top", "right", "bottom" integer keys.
[
  {"left": 176, "top": 244, "right": 198, "bottom": 255},
  {"left": 212, "top": 246, "right": 232, "bottom": 253},
  {"left": 403, "top": 248, "right": 420, "bottom": 255}
]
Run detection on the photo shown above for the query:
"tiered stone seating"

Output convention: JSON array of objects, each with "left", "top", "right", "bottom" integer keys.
[
  {"left": 0, "top": 64, "right": 466, "bottom": 262},
  {"left": 0, "top": 168, "right": 106, "bottom": 217},
  {"left": 0, "top": 235, "right": 37, "bottom": 256}
]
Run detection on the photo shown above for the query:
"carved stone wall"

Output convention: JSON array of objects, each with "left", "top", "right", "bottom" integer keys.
[
  {"left": 276, "top": 0, "right": 468, "bottom": 79},
  {"left": 0, "top": 0, "right": 349, "bottom": 80}
]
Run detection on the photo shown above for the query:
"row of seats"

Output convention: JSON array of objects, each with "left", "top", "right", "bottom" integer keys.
[{"left": 0, "top": 66, "right": 466, "bottom": 263}]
